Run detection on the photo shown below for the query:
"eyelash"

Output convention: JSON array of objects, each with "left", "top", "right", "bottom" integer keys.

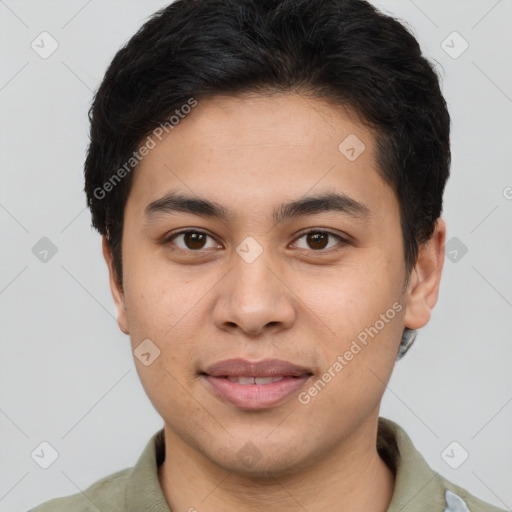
[{"left": 163, "top": 228, "right": 348, "bottom": 254}]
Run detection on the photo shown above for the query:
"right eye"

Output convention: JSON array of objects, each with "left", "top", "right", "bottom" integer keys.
[{"left": 164, "top": 230, "right": 223, "bottom": 252}]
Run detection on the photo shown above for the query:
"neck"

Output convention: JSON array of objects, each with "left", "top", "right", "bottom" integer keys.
[{"left": 158, "top": 418, "right": 395, "bottom": 512}]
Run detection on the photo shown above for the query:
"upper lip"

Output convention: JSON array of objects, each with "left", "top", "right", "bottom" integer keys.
[{"left": 203, "top": 358, "right": 313, "bottom": 378}]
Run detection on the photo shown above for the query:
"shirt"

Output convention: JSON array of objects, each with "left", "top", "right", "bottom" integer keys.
[{"left": 28, "top": 417, "right": 507, "bottom": 512}]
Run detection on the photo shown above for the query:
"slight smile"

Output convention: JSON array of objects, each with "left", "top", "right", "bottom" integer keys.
[{"left": 200, "top": 358, "right": 314, "bottom": 410}]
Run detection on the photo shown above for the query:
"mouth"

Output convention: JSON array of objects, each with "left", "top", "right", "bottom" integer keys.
[{"left": 200, "top": 358, "right": 313, "bottom": 409}]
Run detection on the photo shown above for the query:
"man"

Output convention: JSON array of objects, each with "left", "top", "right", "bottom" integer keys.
[{"left": 29, "top": 0, "right": 507, "bottom": 510}]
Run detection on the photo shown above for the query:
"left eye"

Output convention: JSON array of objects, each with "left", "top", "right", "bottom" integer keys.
[{"left": 292, "top": 231, "right": 345, "bottom": 251}]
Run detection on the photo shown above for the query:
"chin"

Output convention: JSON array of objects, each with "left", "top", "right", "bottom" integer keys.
[{"left": 208, "top": 444, "right": 310, "bottom": 479}]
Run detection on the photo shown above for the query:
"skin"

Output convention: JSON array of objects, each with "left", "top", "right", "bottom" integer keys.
[{"left": 102, "top": 92, "right": 446, "bottom": 512}]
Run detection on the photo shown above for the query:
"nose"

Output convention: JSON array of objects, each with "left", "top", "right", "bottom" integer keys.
[{"left": 212, "top": 249, "right": 296, "bottom": 337}]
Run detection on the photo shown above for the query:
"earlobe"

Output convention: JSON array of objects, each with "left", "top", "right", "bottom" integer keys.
[
  {"left": 403, "top": 218, "right": 446, "bottom": 331},
  {"left": 102, "top": 235, "right": 130, "bottom": 335}
]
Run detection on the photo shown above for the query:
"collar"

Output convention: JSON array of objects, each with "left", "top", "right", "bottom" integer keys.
[
  {"left": 378, "top": 417, "right": 452, "bottom": 511},
  {"left": 126, "top": 427, "right": 170, "bottom": 511}
]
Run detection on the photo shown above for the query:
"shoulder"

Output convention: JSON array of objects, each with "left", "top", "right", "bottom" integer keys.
[
  {"left": 27, "top": 467, "right": 131, "bottom": 512},
  {"left": 378, "top": 418, "right": 509, "bottom": 512},
  {"left": 27, "top": 428, "right": 165, "bottom": 512}
]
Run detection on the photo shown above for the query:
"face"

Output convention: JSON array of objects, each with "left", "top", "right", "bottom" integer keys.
[{"left": 104, "top": 92, "right": 444, "bottom": 476}]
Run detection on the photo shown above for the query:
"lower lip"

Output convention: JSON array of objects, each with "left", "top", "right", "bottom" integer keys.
[{"left": 202, "top": 375, "right": 311, "bottom": 409}]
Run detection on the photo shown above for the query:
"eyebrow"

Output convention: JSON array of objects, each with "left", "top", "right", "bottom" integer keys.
[{"left": 144, "top": 190, "right": 371, "bottom": 225}]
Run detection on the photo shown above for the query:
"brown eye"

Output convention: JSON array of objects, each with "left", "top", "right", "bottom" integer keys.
[
  {"left": 167, "top": 230, "right": 220, "bottom": 251},
  {"left": 293, "top": 230, "right": 345, "bottom": 251},
  {"left": 306, "top": 232, "right": 329, "bottom": 250},
  {"left": 183, "top": 232, "right": 207, "bottom": 249}
]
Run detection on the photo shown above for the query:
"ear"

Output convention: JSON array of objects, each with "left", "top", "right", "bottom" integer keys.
[
  {"left": 102, "top": 235, "right": 129, "bottom": 334},
  {"left": 403, "top": 218, "right": 446, "bottom": 330}
]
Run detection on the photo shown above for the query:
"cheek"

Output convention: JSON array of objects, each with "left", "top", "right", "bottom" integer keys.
[
  {"left": 120, "top": 236, "right": 197, "bottom": 336},
  {"left": 298, "top": 310, "right": 402, "bottom": 439},
  {"left": 295, "top": 257, "right": 404, "bottom": 395},
  {"left": 122, "top": 270, "right": 203, "bottom": 407},
  {"left": 124, "top": 277, "right": 197, "bottom": 344},
  {"left": 295, "top": 257, "right": 403, "bottom": 337},
  {"left": 121, "top": 259, "right": 218, "bottom": 385}
]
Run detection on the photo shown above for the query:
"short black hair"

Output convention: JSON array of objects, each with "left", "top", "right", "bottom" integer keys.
[{"left": 84, "top": 0, "right": 451, "bottom": 353}]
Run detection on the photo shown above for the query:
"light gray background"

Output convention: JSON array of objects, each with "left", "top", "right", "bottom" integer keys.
[{"left": 1, "top": 1, "right": 511, "bottom": 511}]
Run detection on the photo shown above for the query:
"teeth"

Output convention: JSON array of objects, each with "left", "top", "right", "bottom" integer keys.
[
  {"left": 255, "top": 376, "right": 284, "bottom": 384},
  {"left": 226, "top": 376, "right": 285, "bottom": 385},
  {"left": 227, "top": 376, "right": 255, "bottom": 385}
]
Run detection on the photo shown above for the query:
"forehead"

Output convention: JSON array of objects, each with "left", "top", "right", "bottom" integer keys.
[
  {"left": 127, "top": 92, "right": 395, "bottom": 222},
  {"left": 158, "top": 92, "right": 372, "bottom": 161}
]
